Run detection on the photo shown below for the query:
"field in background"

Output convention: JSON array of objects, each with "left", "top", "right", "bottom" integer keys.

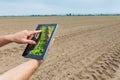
[{"left": 1, "top": 16, "right": 120, "bottom": 80}]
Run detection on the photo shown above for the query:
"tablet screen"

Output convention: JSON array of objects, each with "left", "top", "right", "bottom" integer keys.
[{"left": 22, "top": 24, "right": 57, "bottom": 59}]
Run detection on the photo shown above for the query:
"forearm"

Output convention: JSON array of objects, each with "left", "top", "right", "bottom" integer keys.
[
  {"left": 0, "top": 59, "right": 43, "bottom": 80},
  {"left": 0, "top": 35, "right": 14, "bottom": 47}
]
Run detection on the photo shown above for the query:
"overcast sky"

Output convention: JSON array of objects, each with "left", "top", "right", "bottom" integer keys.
[{"left": 0, "top": 0, "right": 120, "bottom": 16}]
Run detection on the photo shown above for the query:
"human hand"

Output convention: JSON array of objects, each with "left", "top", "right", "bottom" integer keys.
[{"left": 10, "top": 30, "right": 41, "bottom": 44}]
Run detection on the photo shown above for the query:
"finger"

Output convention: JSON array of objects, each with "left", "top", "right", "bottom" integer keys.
[
  {"left": 25, "top": 40, "right": 36, "bottom": 44},
  {"left": 29, "top": 30, "right": 42, "bottom": 35},
  {"left": 50, "top": 38, "right": 55, "bottom": 47},
  {"left": 53, "top": 38, "right": 55, "bottom": 42},
  {"left": 28, "top": 35, "right": 33, "bottom": 40}
]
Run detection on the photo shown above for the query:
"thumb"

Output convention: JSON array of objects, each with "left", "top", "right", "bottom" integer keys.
[{"left": 25, "top": 40, "right": 36, "bottom": 44}]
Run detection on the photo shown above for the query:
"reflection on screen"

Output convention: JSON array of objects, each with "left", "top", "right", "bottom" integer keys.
[{"left": 27, "top": 26, "right": 54, "bottom": 56}]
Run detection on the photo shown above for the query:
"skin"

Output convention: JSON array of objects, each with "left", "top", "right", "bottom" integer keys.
[
  {"left": 0, "top": 30, "right": 44, "bottom": 80},
  {"left": 0, "top": 30, "right": 41, "bottom": 47}
]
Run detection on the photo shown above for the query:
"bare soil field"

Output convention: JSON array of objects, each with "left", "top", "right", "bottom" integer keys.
[{"left": 0, "top": 16, "right": 120, "bottom": 80}]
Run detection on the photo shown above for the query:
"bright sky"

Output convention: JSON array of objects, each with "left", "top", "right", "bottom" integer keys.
[{"left": 0, "top": 0, "right": 120, "bottom": 16}]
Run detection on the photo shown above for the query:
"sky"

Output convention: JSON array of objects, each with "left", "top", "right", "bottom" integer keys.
[{"left": 0, "top": 0, "right": 120, "bottom": 16}]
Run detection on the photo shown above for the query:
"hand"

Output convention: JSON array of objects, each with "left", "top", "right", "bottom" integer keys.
[{"left": 10, "top": 30, "right": 41, "bottom": 44}]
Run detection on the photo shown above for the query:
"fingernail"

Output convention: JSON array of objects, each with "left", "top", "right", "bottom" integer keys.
[{"left": 33, "top": 42, "right": 36, "bottom": 44}]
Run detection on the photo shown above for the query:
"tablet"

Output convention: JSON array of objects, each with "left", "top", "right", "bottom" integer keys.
[{"left": 22, "top": 24, "right": 58, "bottom": 60}]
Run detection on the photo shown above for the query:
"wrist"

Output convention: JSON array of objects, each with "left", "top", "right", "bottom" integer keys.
[
  {"left": 4, "top": 34, "right": 15, "bottom": 43},
  {"left": 29, "top": 59, "right": 43, "bottom": 67}
]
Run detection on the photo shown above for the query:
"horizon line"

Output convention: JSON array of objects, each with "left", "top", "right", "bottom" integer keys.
[{"left": 0, "top": 13, "right": 120, "bottom": 17}]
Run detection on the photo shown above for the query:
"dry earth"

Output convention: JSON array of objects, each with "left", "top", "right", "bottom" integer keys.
[{"left": 0, "top": 16, "right": 120, "bottom": 80}]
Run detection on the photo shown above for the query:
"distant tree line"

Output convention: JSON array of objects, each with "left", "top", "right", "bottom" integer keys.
[
  {"left": 30, "top": 13, "right": 120, "bottom": 16},
  {"left": 1, "top": 13, "right": 120, "bottom": 17}
]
